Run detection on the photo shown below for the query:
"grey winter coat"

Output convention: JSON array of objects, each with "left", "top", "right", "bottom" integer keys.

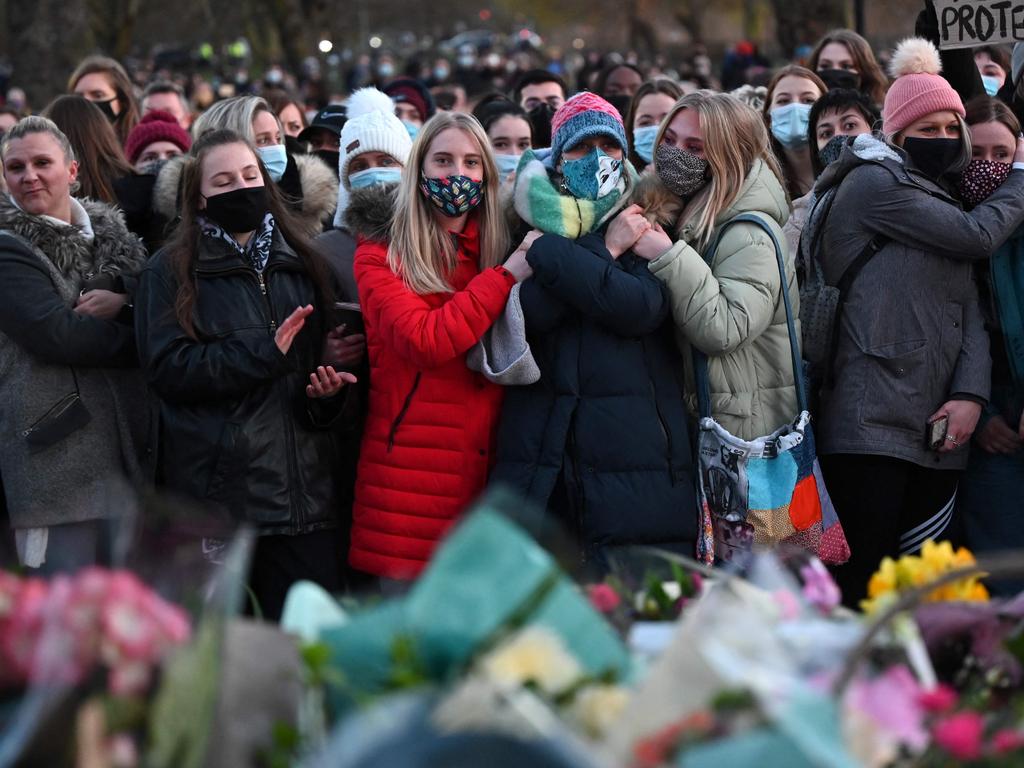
[
  {"left": 0, "top": 196, "right": 149, "bottom": 528},
  {"left": 809, "top": 134, "right": 1024, "bottom": 469}
]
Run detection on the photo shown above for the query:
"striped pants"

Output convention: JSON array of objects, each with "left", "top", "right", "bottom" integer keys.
[{"left": 820, "top": 454, "right": 958, "bottom": 608}]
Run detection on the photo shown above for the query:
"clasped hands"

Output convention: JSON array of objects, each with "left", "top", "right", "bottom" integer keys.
[{"left": 275, "top": 305, "right": 358, "bottom": 399}]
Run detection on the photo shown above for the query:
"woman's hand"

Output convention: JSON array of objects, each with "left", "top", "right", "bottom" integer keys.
[
  {"left": 504, "top": 248, "right": 534, "bottom": 282},
  {"left": 930, "top": 399, "right": 983, "bottom": 453},
  {"left": 275, "top": 305, "right": 314, "bottom": 354},
  {"left": 975, "top": 414, "right": 1022, "bottom": 454},
  {"left": 633, "top": 222, "right": 674, "bottom": 262},
  {"left": 517, "top": 229, "right": 543, "bottom": 253},
  {"left": 605, "top": 204, "right": 651, "bottom": 259},
  {"left": 306, "top": 365, "right": 357, "bottom": 399},
  {"left": 74, "top": 289, "right": 127, "bottom": 320},
  {"left": 323, "top": 324, "right": 366, "bottom": 366}
]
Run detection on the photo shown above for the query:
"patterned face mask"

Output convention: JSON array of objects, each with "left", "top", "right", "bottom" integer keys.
[
  {"left": 958, "top": 159, "right": 1012, "bottom": 208},
  {"left": 419, "top": 174, "right": 484, "bottom": 217},
  {"left": 655, "top": 143, "right": 710, "bottom": 198},
  {"left": 560, "top": 147, "right": 623, "bottom": 201},
  {"left": 818, "top": 134, "right": 847, "bottom": 169}
]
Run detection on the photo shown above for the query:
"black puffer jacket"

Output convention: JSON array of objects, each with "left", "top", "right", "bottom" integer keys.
[
  {"left": 490, "top": 229, "right": 699, "bottom": 564},
  {"left": 135, "top": 228, "right": 355, "bottom": 534}
]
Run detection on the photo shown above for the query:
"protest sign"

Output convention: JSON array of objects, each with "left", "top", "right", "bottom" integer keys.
[{"left": 935, "top": 0, "right": 1024, "bottom": 49}]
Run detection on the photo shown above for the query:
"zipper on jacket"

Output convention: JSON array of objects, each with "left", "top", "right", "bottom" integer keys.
[
  {"left": 387, "top": 372, "right": 422, "bottom": 452},
  {"left": 257, "top": 271, "right": 277, "bottom": 332}
]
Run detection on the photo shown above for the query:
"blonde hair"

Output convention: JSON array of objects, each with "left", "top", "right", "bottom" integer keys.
[
  {"left": 657, "top": 91, "right": 787, "bottom": 250},
  {"left": 388, "top": 112, "right": 510, "bottom": 295},
  {"left": 192, "top": 95, "right": 280, "bottom": 143}
]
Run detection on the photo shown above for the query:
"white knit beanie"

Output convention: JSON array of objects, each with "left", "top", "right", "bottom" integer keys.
[{"left": 339, "top": 88, "right": 413, "bottom": 191}]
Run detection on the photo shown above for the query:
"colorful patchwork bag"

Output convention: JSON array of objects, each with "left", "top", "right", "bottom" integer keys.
[{"left": 692, "top": 213, "right": 850, "bottom": 566}]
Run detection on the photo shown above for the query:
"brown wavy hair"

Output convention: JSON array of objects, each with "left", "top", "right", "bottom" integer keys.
[
  {"left": 165, "top": 129, "right": 334, "bottom": 339},
  {"left": 808, "top": 29, "right": 889, "bottom": 107},
  {"left": 43, "top": 95, "right": 133, "bottom": 204},
  {"left": 67, "top": 56, "right": 141, "bottom": 145}
]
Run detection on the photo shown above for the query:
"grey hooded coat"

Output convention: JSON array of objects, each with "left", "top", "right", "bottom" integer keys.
[{"left": 808, "top": 134, "right": 1024, "bottom": 469}]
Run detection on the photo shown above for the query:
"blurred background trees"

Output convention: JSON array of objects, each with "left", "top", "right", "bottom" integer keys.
[{"left": 0, "top": 0, "right": 918, "bottom": 107}]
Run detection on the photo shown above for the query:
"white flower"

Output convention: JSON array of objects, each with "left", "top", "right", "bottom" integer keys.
[
  {"left": 569, "top": 684, "right": 630, "bottom": 739},
  {"left": 479, "top": 626, "right": 582, "bottom": 696}
]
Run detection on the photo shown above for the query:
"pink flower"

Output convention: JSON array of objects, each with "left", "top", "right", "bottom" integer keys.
[
  {"left": 933, "top": 712, "right": 985, "bottom": 761},
  {"left": 800, "top": 560, "right": 841, "bottom": 614},
  {"left": 843, "top": 665, "right": 929, "bottom": 753},
  {"left": 992, "top": 729, "right": 1024, "bottom": 755},
  {"left": 108, "top": 659, "right": 152, "bottom": 697},
  {"left": 587, "top": 583, "right": 621, "bottom": 613},
  {"left": 917, "top": 684, "right": 958, "bottom": 713}
]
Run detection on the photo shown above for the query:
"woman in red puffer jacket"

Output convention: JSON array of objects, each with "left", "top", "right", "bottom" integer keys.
[{"left": 350, "top": 111, "right": 533, "bottom": 580}]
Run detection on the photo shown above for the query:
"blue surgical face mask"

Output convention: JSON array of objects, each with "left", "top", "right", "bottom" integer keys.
[
  {"left": 632, "top": 124, "right": 660, "bottom": 165},
  {"left": 348, "top": 166, "right": 403, "bottom": 189},
  {"left": 403, "top": 121, "right": 420, "bottom": 141},
  {"left": 770, "top": 103, "right": 812, "bottom": 149},
  {"left": 257, "top": 144, "right": 288, "bottom": 182},
  {"left": 982, "top": 74, "right": 1001, "bottom": 97},
  {"left": 494, "top": 152, "right": 522, "bottom": 178},
  {"left": 561, "top": 147, "right": 623, "bottom": 201}
]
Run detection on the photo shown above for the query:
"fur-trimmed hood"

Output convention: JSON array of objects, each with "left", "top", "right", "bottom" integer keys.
[
  {"left": 342, "top": 182, "right": 397, "bottom": 242},
  {"left": 152, "top": 152, "right": 339, "bottom": 238},
  {"left": 0, "top": 194, "right": 147, "bottom": 299}
]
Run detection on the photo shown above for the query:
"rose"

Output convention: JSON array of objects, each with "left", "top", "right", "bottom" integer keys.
[
  {"left": 933, "top": 712, "right": 985, "bottom": 761},
  {"left": 586, "top": 583, "right": 621, "bottom": 613}
]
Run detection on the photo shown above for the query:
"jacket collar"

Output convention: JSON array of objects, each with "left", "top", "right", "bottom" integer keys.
[
  {"left": 450, "top": 210, "right": 481, "bottom": 260},
  {"left": 196, "top": 226, "right": 302, "bottom": 271}
]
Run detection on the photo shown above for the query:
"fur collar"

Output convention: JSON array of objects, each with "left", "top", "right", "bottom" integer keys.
[
  {"left": 343, "top": 183, "right": 397, "bottom": 241},
  {"left": 0, "top": 194, "right": 147, "bottom": 300},
  {"left": 153, "top": 153, "right": 339, "bottom": 238}
]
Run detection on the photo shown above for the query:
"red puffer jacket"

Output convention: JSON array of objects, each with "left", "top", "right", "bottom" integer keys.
[{"left": 350, "top": 214, "right": 516, "bottom": 579}]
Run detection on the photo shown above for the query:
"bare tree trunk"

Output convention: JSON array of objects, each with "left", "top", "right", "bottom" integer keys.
[
  {"left": 769, "top": 0, "right": 847, "bottom": 59},
  {"left": 675, "top": 0, "right": 707, "bottom": 44},
  {"left": 8, "top": 0, "right": 93, "bottom": 110}
]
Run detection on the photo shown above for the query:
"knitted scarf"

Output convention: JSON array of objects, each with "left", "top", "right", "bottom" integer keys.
[{"left": 512, "top": 148, "right": 636, "bottom": 239}]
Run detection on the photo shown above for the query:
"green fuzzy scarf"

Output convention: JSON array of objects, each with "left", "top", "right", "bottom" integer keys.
[{"left": 511, "top": 149, "right": 636, "bottom": 239}]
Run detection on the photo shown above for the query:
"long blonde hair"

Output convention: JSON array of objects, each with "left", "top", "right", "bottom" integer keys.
[
  {"left": 657, "top": 91, "right": 786, "bottom": 250},
  {"left": 192, "top": 95, "right": 280, "bottom": 143},
  {"left": 388, "top": 112, "right": 510, "bottom": 294}
]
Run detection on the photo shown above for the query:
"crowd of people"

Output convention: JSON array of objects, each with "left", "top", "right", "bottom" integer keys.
[{"left": 3, "top": 2, "right": 1024, "bottom": 619}]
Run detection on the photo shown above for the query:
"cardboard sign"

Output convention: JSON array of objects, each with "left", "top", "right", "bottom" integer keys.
[{"left": 935, "top": 0, "right": 1024, "bottom": 49}]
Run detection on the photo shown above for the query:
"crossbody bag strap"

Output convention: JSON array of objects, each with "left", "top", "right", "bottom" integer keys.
[{"left": 691, "top": 212, "right": 806, "bottom": 416}]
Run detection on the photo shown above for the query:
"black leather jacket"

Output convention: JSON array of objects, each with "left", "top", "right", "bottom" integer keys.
[{"left": 135, "top": 229, "right": 355, "bottom": 534}]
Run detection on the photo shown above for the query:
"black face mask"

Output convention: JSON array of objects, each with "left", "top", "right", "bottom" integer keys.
[
  {"left": 202, "top": 186, "right": 269, "bottom": 233},
  {"left": 902, "top": 137, "right": 962, "bottom": 180},
  {"left": 314, "top": 150, "right": 340, "bottom": 180},
  {"left": 527, "top": 103, "right": 556, "bottom": 148},
  {"left": 93, "top": 97, "right": 118, "bottom": 123},
  {"left": 285, "top": 134, "right": 308, "bottom": 157},
  {"left": 817, "top": 134, "right": 848, "bottom": 169},
  {"left": 817, "top": 68, "right": 862, "bottom": 92}
]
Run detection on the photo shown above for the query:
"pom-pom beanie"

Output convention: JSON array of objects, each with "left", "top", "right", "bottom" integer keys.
[{"left": 882, "top": 38, "right": 965, "bottom": 136}]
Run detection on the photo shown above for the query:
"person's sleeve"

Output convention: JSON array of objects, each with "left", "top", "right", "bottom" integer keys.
[
  {"left": 526, "top": 233, "right": 668, "bottom": 336},
  {"left": 354, "top": 243, "right": 515, "bottom": 369},
  {"left": 648, "top": 223, "right": 780, "bottom": 355},
  {"left": 0, "top": 238, "right": 136, "bottom": 367},
  {"left": 857, "top": 165, "right": 1024, "bottom": 261},
  {"left": 134, "top": 263, "right": 292, "bottom": 404}
]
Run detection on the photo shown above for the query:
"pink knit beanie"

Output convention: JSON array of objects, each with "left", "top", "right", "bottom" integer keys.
[{"left": 882, "top": 38, "right": 965, "bottom": 136}]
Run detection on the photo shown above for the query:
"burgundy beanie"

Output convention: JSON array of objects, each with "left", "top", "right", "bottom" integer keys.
[
  {"left": 882, "top": 38, "right": 965, "bottom": 136},
  {"left": 124, "top": 110, "right": 192, "bottom": 164},
  {"left": 383, "top": 78, "right": 436, "bottom": 123}
]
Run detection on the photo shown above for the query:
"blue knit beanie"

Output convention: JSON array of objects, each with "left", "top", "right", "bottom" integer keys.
[{"left": 550, "top": 92, "right": 628, "bottom": 162}]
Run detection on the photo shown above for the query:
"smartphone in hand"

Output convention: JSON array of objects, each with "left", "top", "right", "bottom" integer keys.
[{"left": 928, "top": 415, "right": 949, "bottom": 451}]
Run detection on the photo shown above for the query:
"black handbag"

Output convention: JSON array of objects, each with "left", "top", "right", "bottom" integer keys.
[{"left": 21, "top": 368, "right": 92, "bottom": 453}]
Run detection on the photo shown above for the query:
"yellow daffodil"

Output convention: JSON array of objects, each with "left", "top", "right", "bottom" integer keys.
[{"left": 861, "top": 540, "right": 988, "bottom": 614}]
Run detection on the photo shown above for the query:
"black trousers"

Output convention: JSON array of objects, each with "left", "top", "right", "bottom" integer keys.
[
  {"left": 820, "top": 454, "right": 960, "bottom": 607},
  {"left": 247, "top": 529, "right": 345, "bottom": 622}
]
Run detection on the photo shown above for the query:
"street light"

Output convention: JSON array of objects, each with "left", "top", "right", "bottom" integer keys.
[{"left": 319, "top": 39, "right": 333, "bottom": 53}]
